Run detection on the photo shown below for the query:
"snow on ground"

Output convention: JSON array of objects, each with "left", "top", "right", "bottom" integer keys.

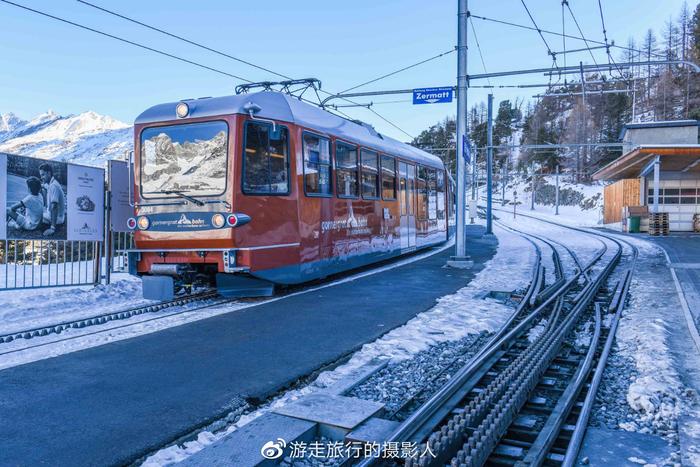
[
  {"left": 141, "top": 223, "right": 537, "bottom": 466},
  {"left": 0, "top": 273, "right": 150, "bottom": 335},
  {"left": 485, "top": 175, "right": 604, "bottom": 228}
]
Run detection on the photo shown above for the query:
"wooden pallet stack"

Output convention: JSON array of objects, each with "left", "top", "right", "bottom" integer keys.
[{"left": 649, "top": 212, "right": 669, "bottom": 236}]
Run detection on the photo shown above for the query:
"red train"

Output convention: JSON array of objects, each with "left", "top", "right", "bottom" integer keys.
[{"left": 127, "top": 91, "right": 453, "bottom": 299}]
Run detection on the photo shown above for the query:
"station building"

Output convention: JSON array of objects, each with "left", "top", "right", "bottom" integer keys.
[{"left": 593, "top": 120, "right": 700, "bottom": 232}]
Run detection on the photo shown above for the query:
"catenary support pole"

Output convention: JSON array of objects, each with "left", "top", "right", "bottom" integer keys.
[
  {"left": 530, "top": 164, "right": 536, "bottom": 210},
  {"left": 653, "top": 157, "right": 660, "bottom": 213},
  {"left": 448, "top": 0, "right": 472, "bottom": 268},
  {"left": 555, "top": 165, "right": 560, "bottom": 215},
  {"left": 486, "top": 94, "right": 494, "bottom": 234},
  {"left": 501, "top": 163, "right": 507, "bottom": 206}
]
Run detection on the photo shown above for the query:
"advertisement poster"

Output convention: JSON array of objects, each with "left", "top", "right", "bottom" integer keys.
[
  {"left": 66, "top": 165, "right": 104, "bottom": 241},
  {"left": 2, "top": 153, "right": 104, "bottom": 241},
  {"left": 108, "top": 160, "right": 132, "bottom": 233}
]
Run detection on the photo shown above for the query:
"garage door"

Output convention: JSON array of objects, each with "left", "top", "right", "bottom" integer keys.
[{"left": 647, "top": 179, "right": 699, "bottom": 231}]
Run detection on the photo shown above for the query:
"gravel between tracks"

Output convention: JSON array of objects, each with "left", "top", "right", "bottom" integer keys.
[{"left": 347, "top": 331, "right": 492, "bottom": 418}]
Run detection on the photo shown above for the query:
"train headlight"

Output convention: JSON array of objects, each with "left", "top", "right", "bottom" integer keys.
[
  {"left": 127, "top": 217, "right": 137, "bottom": 230},
  {"left": 212, "top": 213, "right": 226, "bottom": 228},
  {"left": 176, "top": 102, "right": 190, "bottom": 118},
  {"left": 226, "top": 214, "right": 238, "bottom": 227},
  {"left": 137, "top": 216, "right": 150, "bottom": 230}
]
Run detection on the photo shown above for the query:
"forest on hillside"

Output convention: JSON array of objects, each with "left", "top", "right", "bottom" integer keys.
[{"left": 412, "top": 2, "right": 700, "bottom": 182}]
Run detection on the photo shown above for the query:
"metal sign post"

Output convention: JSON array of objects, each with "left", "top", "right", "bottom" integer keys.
[
  {"left": 448, "top": 0, "right": 472, "bottom": 269},
  {"left": 486, "top": 94, "right": 494, "bottom": 234}
]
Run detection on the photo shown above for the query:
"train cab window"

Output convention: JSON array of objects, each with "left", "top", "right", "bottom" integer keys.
[
  {"left": 381, "top": 155, "right": 397, "bottom": 200},
  {"left": 336, "top": 142, "right": 359, "bottom": 198},
  {"left": 302, "top": 133, "right": 332, "bottom": 196},
  {"left": 243, "top": 121, "right": 289, "bottom": 195},
  {"left": 361, "top": 149, "right": 380, "bottom": 199},
  {"left": 416, "top": 166, "right": 428, "bottom": 220}
]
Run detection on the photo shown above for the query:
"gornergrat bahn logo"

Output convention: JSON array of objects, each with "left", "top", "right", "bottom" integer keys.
[{"left": 151, "top": 213, "right": 207, "bottom": 229}]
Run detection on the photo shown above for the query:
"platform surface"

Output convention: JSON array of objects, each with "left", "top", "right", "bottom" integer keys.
[
  {"left": 578, "top": 427, "right": 673, "bottom": 466},
  {"left": 0, "top": 229, "right": 496, "bottom": 467},
  {"left": 648, "top": 234, "right": 700, "bottom": 325}
]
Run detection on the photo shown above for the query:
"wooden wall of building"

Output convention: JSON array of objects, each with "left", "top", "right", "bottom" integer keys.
[{"left": 603, "top": 178, "right": 641, "bottom": 224}]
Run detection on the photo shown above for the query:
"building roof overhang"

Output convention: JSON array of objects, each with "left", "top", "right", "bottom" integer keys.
[{"left": 592, "top": 145, "right": 700, "bottom": 180}]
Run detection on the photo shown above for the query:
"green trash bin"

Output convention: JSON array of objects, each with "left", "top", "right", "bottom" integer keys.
[{"left": 628, "top": 216, "right": 641, "bottom": 233}]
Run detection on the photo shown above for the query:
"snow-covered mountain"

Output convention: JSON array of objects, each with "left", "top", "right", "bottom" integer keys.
[{"left": 0, "top": 110, "right": 132, "bottom": 166}]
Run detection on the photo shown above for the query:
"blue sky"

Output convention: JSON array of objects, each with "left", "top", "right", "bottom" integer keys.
[{"left": 0, "top": 0, "right": 693, "bottom": 140}]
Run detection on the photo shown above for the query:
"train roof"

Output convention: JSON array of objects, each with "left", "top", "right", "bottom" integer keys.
[{"left": 135, "top": 91, "right": 444, "bottom": 169}]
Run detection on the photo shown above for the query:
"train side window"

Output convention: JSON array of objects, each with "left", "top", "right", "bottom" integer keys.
[
  {"left": 428, "top": 168, "right": 437, "bottom": 220},
  {"left": 436, "top": 170, "right": 446, "bottom": 219},
  {"left": 336, "top": 142, "right": 359, "bottom": 198},
  {"left": 381, "top": 155, "right": 397, "bottom": 200},
  {"left": 361, "top": 149, "right": 380, "bottom": 199},
  {"left": 416, "top": 166, "right": 428, "bottom": 220},
  {"left": 302, "top": 132, "right": 332, "bottom": 196},
  {"left": 243, "top": 121, "right": 289, "bottom": 195}
]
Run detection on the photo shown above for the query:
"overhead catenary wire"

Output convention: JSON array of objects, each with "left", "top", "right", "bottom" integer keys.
[
  {"left": 470, "top": 12, "right": 667, "bottom": 59},
  {"left": 0, "top": 0, "right": 254, "bottom": 83},
  {"left": 520, "top": 0, "right": 559, "bottom": 67},
  {"left": 77, "top": 0, "right": 414, "bottom": 139},
  {"left": 595, "top": 0, "right": 629, "bottom": 83},
  {"left": 564, "top": 2, "right": 600, "bottom": 70},
  {"left": 5, "top": 0, "right": 414, "bottom": 140},
  {"left": 337, "top": 48, "right": 455, "bottom": 95},
  {"left": 76, "top": 0, "right": 294, "bottom": 81},
  {"left": 469, "top": 15, "right": 492, "bottom": 86}
]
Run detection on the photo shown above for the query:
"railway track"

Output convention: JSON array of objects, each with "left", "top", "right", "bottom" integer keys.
[
  {"left": 0, "top": 289, "right": 223, "bottom": 344},
  {"left": 357, "top": 216, "right": 637, "bottom": 467}
]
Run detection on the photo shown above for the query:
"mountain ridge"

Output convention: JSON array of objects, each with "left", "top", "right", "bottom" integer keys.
[{"left": 0, "top": 110, "right": 132, "bottom": 167}]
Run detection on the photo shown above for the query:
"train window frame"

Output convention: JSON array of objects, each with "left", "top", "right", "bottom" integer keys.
[
  {"left": 427, "top": 168, "right": 438, "bottom": 220},
  {"left": 436, "top": 170, "right": 446, "bottom": 220},
  {"left": 416, "top": 165, "right": 429, "bottom": 220},
  {"left": 138, "top": 119, "right": 230, "bottom": 201},
  {"left": 381, "top": 154, "right": 397, "bottom": 201},
  {"left": 335, "top": 140, "right": 360, "bottom": 199},
  {"left": 360, "top": 148, "right": 380, "bottom": 200},
  {"left": 302, "top": 130, "right": 333, "bottom": 198},
  {"left": 242, "top": 120, "right": 291, "bottom": 196}
]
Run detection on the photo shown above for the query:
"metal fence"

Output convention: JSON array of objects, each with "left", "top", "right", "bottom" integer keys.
[
  {"left": 0, "top": 239, "right": 103, "bottom": 290},
  {"left": 0, "top": 163, "right": 136, "bottom": 292},
  {"left": 108, "top": 231, "right": 133, "bottom": 273}
]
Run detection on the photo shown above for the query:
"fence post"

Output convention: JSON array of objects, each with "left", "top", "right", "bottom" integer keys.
[{"left": 104, "top": 188, "right": 112, "bottom": 285}]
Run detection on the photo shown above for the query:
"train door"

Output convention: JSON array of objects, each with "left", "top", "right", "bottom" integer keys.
[{"left": 399, "top": 162, "right": 417, "bottom": 249}]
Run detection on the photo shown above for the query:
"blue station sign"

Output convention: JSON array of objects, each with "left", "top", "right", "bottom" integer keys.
[{"left": 412, "top": 87, "right": 454, "bottom": 104}]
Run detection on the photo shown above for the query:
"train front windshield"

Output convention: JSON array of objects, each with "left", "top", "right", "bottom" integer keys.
[{"left": 140, "top": 121, "right": 228, "bottom": 199}]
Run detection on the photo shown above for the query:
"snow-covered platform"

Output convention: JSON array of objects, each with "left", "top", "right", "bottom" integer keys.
[{"left": 0, "top": 227, "right": 497, "bottom": 466}]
